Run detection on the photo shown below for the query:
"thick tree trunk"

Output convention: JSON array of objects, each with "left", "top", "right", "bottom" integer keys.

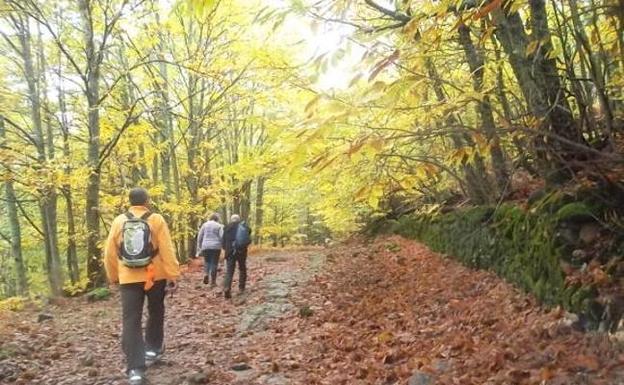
[
  {"left": 85, "top": 106, "right": 103, "bottom": 287},
  {"left": 0, "top": 116, "right": 28, "bottom": 295},
  {"left": 493, "top": 1, "right": 583, "bottom": 182},
  {"left": 492, "top": 37, "right": 537, "bottom": 175},
  {"left": 457, "top": 23, "right": 509, "bottom": 195},
  {"left": 79, "top": 0, "right": 104, "bottom": 287}
]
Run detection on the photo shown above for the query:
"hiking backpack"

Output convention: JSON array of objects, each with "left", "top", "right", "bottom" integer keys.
[
  {"left": 234, "top": 221, "right": 251, "bottom": 249},
  {"left": 120, "top": 212, "right": 157, "bottom": 267}
]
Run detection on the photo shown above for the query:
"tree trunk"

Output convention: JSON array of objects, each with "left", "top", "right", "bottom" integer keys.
[
  {"left": 57, "top": 42, "right": 79, "bottom": 284},
  {"left": 17, "top": 15, "right": 63, "bottom": 295},
  {"left": 254, "top": 176, "right": 265, "bottom": 245},
  {"left": 568, "top": 0, "right": 614, "bottom": 145},
  {"left": 425, "top": 58, "right": 493, "bottom": 203},
  {"left": 79, "top": 0, "right": 104, "bottom": 287},
  {"left": 37, "top": 24, "right": 63, "bottom": 293},
  {"left": 186, "top": 216, "right": 196, "bottom": 262},
  {"left": 493, "top": 1, "right": 583, "bottom": 183},
  {"left": 617, "top": 0, "right": 624, "bottom": 74},
  {"left": 493, "top": 37, "right": 538, "bottom": 175},
  {"left": 155, "top": 16, "right": 174, "bottom": 197},
  {"left": 240, "top": 180, "right": 252, "bottom": 221},
  {"left": 0, "top": 116, "right": 28, "bottom": 295},
  {"left": 64, "top": 188, "right": 79, "bottom": 283},
  {"left": 457, "top": 23, "right": 509, "bottom": 195},
  {"left": 550, "top": 1, "right": 598, "bottom": 140}
]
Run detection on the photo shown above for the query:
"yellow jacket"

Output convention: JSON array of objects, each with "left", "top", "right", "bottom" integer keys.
[{"left": 104, "top": 206, "right": 180, "bottom": 285}]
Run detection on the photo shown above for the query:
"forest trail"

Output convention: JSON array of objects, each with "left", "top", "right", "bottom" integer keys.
[{"left": 2, "top": 237, "right": 624, "bottom": 385}]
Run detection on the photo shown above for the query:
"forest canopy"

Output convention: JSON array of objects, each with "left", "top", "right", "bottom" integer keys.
[{"left": 0, "top": 0, "right": 623, "bottom": 298}]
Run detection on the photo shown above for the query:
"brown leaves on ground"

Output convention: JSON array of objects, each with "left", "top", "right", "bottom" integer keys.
[
  {"left": 1, "top": 237, "right": 624, "bottom": 384},
  {"left": 271, "top": 236, "right": 624, "bottom": 384}
]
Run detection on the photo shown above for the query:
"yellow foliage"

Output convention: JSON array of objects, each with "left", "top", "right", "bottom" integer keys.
[
  {"left": 63, "top": 277, "right": 90, "bottom": 297},
  {"left": 0, "top": 296, "right": 26, "bottom": 312}
]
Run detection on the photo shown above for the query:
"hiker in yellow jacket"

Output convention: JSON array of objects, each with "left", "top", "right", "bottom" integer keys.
[{"left": 104, "top": 187, "right": 180, "bottom": 385}]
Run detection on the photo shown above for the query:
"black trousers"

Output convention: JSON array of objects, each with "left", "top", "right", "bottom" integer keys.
[
  {"left": 223, "top": 248, "right": 247, "bottom": 293},
  {"left": 120, "top": 279, "right": 166, "bottom": 372}
]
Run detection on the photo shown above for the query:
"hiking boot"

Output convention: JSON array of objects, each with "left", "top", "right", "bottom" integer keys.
[
  {"left": 224, "top": 290, "right": 231, "bottom": 299},
  {"left": 202, "top": 275, "right": 209, "bottom": 285},
  {"left": 128, "top": 369, "right": 145, "bottom": 385},
  {"left": 210, "top": 281, "right": 217, "bottom": 288}
]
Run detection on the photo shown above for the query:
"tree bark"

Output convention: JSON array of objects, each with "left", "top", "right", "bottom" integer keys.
[
  {"left": 37, "top": 23, "right": 63, "bottom": 293},
  {"left": 16, "top": 15, "right": 63, "bottom": 295},
  {"left": 493, "top": 1, "right": 584, "bottom": 183},
  {"left": 57, "top": 41, "right": 79, "bottom": 284},
  {"left": 240, "top": 180, "right": 252, "bottom": 221},
  {"left": 79, "top": 0, "right": 104, "bottom": 287},
  {"left": 568, "top": 0, "right": 614, "bottom": 145},
  {"left": 457, "top": 23, "right": 509, "bottom": 195},
  {"left": 425, "top": 58, "right": 493, "bottom": 203},
  {"left": 254, "top": 176, "right": 265, "bottom": 245},
  {"left": 0, "top": 116, "right": 28, "bottom": 295}
]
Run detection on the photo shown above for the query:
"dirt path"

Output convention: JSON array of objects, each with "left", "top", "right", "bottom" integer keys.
[
  {"left": 0, "top": 248, "right": 325, "bottom": 385},
  {"left": 1, "top": 237, "right": 624, "bottom": 385}
]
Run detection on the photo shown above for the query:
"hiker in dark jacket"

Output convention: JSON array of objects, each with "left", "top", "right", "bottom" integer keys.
[{"left": 222, "top": 214, "right": 251, "bottom": 299}]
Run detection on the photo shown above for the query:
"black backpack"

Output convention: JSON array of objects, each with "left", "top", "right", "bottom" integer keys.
[{"left": 120, "top": 212, "right": 157, "bottom": 268}]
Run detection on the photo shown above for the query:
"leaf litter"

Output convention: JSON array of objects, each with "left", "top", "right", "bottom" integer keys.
[{"left": 1, "top": 238, "right": 623, "bottom": 384}]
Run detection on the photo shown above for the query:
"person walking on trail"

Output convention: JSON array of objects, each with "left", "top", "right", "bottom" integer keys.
[
  {"left": 222, "top": 214, "right": 252, "bottom": 299},
  {"left": 196, "top": 213, "right": 224, "bottom": 287},
  {"left": 103, "top": 187, "right": 180, "bottom": 385}
]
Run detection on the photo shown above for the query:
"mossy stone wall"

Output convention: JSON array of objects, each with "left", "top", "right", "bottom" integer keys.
[{"left": 368, "top": 188, "right": 624, "bottom": 326}]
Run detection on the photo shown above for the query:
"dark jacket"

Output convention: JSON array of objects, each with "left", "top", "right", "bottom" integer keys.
[{"left": 223, "top": 221, "right": 252, "bottom": 254}]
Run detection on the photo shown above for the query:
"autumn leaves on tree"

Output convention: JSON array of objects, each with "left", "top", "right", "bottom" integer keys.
[{"left": 0, "top": 0, "right": 623, "bottom": 300}]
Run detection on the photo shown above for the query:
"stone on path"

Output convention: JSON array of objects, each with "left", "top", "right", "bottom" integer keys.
[
  {"left": 408, "top": 371, "right": 433, "bottom": 385},
  {"left": 37, "top": 313, "right": 53, "bottom": 322},
  {"left": 231, "top": 363, "right": 252, "bottom": 371}
]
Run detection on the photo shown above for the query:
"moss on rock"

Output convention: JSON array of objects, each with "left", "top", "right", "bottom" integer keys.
[{"left": 366, "top": 190, "right": 624, "bottom": 326}]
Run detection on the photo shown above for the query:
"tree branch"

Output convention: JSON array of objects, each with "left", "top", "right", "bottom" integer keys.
[
  {"left": 364, "top": 0, "right": 411, "bottom": 23},
  {"left": 16, "top": 199, "right": 44, "bottom": 236},
  {"left": 11, "top": 0, "right": 87, "bottom": 81},
  {"left": 97, "top": 93, "right": 150, "bottom": 170}
]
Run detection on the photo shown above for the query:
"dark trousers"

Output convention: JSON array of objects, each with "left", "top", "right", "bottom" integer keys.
[
  {"left": 223, "top": 248, "right": 247, "bottom": 293},
  {"left": 201, "top": 249, "right": 221, "bottom": 284},
  {"left": 120, "top": 279, "right": 166, "bottom": 372}
]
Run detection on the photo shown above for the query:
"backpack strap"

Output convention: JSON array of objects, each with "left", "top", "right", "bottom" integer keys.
[
  {"left": 124, "top": 211, "right": 135, "bottom": 219},
  {"left": 139, "top": 212, "right": 158, "bottom": 257}
]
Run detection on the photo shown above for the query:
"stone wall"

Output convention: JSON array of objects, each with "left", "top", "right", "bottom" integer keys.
[{"left": 367, "top": 186, "right": 624, "bottom": 331}]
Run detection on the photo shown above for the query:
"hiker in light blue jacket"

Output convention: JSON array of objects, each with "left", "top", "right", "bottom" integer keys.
[{"left": 196, "top": 213, "right": 224, "bottom": 287}]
